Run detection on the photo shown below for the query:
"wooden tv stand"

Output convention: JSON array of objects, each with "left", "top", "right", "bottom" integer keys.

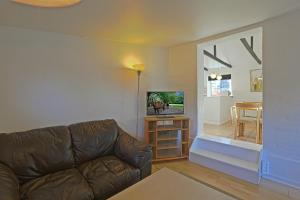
[{"left": 144, "top": 116, "right": 190, "bottom": 162}]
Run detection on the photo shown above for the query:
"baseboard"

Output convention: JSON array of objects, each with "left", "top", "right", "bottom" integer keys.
[
  {"left": 261, "top": 152, "right": 300, "bottom": 189},
  {"left": 260, "top": 177, "right": 300, "bottom": 200}
]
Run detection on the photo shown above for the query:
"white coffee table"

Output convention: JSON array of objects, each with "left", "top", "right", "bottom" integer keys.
[{"left": 109, "top": 168, "right": 237, "bottom": 200}]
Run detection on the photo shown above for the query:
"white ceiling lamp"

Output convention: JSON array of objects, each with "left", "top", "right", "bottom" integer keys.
[
  {"left": 210, "top": 73, "right": 217, "bottom": 79},
  {"left": 12, "top": 0, "right": 81, "bottom": 8},
  {"left": 216, "top": 75, "right": 222, "bottom": 80}
]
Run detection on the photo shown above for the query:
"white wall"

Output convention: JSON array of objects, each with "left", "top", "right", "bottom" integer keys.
[
  {"left": 203, "top": 96, "right": 233, "bottom": 125},
  {"left": 0, "top": 26, "right": 168, "bottom": 139},
  {"left": 168, "top": 8, "right": 300, "bottom": 188},
  {"left": 232, "top": 65, "right": 263, "bottom": 102},
  {"left": 168, "top": 43, "right": 197, "bottom": 137},
  {"left": 262, "top": 9, "right": 300, "bottom": 188},
  {"left": 203, "top": 97, "right": 221, "bottom": 124}
]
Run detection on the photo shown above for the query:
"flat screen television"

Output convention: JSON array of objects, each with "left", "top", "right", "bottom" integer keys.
[{"left": 147, "top": 91, "right": 184, "bottom": 116}]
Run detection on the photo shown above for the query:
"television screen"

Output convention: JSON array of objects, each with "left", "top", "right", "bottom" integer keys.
[{"left": 147, "top": 91, "right": 184, "bottom": 116}]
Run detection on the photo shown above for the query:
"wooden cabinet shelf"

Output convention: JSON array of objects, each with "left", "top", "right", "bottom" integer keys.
[
  {"left": 182, "top": 142, "right": 188, "bottom": 144},
  {"left": 144, "top": 117, "right": 190, "bottom": 162},
  {"left": 157, "top": 127, "right": 182, "bottom": 131},
  {"left": 154, "top": 156, "right": 188, "bottom": 162},
  {"left": 157, "top": 137, "right": 178, "bottom": 141},
  {"left": 157, "top": 146, "right": 179, "bottom": 150}
]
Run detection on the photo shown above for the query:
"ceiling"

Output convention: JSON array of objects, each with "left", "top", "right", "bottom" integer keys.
[
  {"left": 0, "top": 0, "right": 299, "bottom": 47},
  {"left": 204, "top": 29, "right": 262, "bottom": 70}
]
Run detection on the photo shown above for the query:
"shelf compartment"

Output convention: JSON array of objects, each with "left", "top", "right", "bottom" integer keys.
[
  {"left": 181, "top": 130, "right": 189, "bottom": 142},
  {"left": 147, "top": 121, "right": 157, "bottom": 132},
  {"left": 157, "top": 140, "right": 181, "bottom": 149},
  {"left": 157, "top": 126, "right": 181, "bottom": 131},
  {"left": 157, "top": 148, "right": 181, "bottom": 159},
  {"left": 182, "top": 120, "right": 189, "bottom": 129},
  {"left": 158, "top": 130, "right": 181, "bottom": 138},
  {"left": 157, "top": 146, "right": 179, "bottom": 150}
]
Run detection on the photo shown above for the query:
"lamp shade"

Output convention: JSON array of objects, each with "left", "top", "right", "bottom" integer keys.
[
  {"left": 210, "top": 73, "right": 217, "bottom": 79},
  {"left": 132, "top": 64, "right": 145, "bottom": 72},
  {"left": 13, "top": 0, "right": 81, "bottom": 8},
  {"left": 216, "top": 75, "right": 222, "bottom": 80}
]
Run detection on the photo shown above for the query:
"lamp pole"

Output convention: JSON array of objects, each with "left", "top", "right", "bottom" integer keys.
[{"left": 136, "top": 70, "right": 141, "bottom": 139}]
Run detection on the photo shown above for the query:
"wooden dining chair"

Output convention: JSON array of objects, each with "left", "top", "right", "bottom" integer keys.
[
  {"left": 230, "top": 105, "right": 236, "bottom": 125},
  {"left": 234, "top": 102, "right": 263, "bottom": 144}
]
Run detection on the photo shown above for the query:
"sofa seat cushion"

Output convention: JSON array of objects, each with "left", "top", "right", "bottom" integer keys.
[
  {"left": 20, "top": 168, "right": 94, "bottom": 200},
  {"left": 78, "top": 155, "right": 140, "bottom": 200}
]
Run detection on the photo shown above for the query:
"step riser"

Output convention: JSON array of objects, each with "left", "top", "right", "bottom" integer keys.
[
  {"left": 197, "top": 139, "right": 260, "bottom": 162},
  {"left": 190, "top": 152, "right": 261, "bottom": 184}
]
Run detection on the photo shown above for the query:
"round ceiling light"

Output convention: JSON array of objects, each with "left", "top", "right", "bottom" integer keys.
[
  {"left": 210, "top": 73, "right": 217, "bottom": 79},
  {"left": 13, "top": 0, "right": 81, "bottom": 8},
  {"left": 216, "top": 75, "right": 222, "bottom": 80}
]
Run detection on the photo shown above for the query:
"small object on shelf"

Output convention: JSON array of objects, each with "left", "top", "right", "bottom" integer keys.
[{"left": 144, "top": 116, "right": 190, "bottom": 162}]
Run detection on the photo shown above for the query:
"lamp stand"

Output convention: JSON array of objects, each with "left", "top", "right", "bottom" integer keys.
[{"left": 136, "top": 70, "right": 141, "bottom": 139}]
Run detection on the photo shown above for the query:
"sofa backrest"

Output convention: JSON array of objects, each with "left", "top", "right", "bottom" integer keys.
[
  {"left": 0, "top": 126, "right": 74, "bottom": 184},
  {"left": 69, "top": 119, "right": 119, "bottom": 165}
]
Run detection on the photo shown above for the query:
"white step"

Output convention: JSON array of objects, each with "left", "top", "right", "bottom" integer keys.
[
  {"left": 196, "top": 135, "right": 262, "bottom": 162},
  {"left": 191, "top": 149, "right": 259, "bottom": 172},
  {"left": 189, "top": 136, "right": 262, "bottom": 184}
]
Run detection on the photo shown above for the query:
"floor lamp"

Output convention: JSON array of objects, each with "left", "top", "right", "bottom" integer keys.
[{"left": 132, "top": 64, "right": 145, "bottom": 139}]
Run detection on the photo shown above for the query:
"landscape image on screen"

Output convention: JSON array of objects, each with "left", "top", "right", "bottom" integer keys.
[{"left": 147, "top": 91, "right": 184, "bottom": 115}]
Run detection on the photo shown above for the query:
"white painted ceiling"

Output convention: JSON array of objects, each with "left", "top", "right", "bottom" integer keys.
[
  {"left": 204, "top": 29, "right": 262, "bottom": 70},
  {"left": 0, "top": 0, "right": 299, "bottom": 47}
]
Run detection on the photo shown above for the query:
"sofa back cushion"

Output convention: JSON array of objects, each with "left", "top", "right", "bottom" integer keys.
[
  {"left": 69, "top": 119, "right": 118, "bottom": 165},
  {"left": 0, "top": 126, "right": 74, "bottom": 184}
]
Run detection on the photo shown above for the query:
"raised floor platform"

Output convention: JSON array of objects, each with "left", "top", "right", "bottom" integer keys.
[{"left": 189, "top": 135, "right": 262, "bottom": 184}]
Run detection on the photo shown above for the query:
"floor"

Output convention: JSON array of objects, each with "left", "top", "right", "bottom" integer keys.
[
  {"left": 203, "top": 121, "right": 257, "bottom": 143},
  {"left": 152, "top": 160, "right": 293, "bottom": 200}
]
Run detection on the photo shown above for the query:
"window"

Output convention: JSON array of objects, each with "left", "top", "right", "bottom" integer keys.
[{"left": 207, "top": 74, "right": 232, "bottom": 97}]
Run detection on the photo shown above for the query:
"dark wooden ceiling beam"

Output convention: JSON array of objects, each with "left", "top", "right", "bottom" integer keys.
[
  {"left": 203, "top": 49, "right": 232, "bottom": 68},
  {"left": 213, "top": 45, "right": 217, "bottom": 56},
  {"left": 240, "top": 37, "right": 262, "bottom": 65}
]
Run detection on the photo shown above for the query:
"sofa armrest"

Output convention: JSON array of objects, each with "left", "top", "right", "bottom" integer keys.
[
  {"left": 0, "top": 162, "right": 20, "bottom": 200},
  {"left": 114, "top": 128, "right": 152, "bottom": 179}
]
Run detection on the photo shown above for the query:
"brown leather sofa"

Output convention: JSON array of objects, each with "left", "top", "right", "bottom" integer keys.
[{"left": 0, "top": 119, "right": 152, "bottom": 200}]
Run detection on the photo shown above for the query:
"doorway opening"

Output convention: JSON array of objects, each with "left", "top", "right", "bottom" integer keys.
[{"left": 197, "top": 27, "right": 263, "bottom": 145}]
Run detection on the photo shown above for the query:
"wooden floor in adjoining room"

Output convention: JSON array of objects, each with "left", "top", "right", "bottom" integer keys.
[
  {"left": 203, "top": 121, "right": 257, "bottom": 143},
  {"left": 152, "top": 160, "right": 292, "bottom": 200}
]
